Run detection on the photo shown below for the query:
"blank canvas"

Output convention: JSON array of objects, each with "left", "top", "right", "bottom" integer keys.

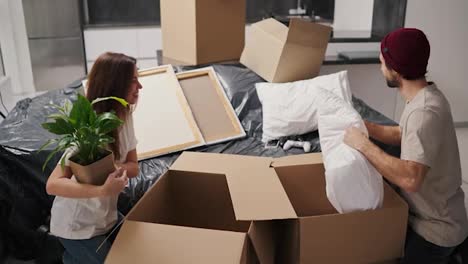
[
  {"left": 177, "top": 67, "right": 245, "bottom": 144},
  {"left": 134, "top": 66, "right": 204, "bottom": 160}
]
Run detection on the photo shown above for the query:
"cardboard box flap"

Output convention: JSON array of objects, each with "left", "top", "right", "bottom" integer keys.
[
  {"left": 226, "top": 166, "right": 297, "bottom": 221},
  {"left": 286, "top": 19, "right": 332, "bottom": 47},
  {"left": 272, "top": 153, "right": 323, "bottom": 167},
  {"left": 171, "top": 152, "right": 297, "bottom": 221},
  {"left": 106, "top": 221, "right": 247, "bottom": 264},
  {"left": 253, "top": 18, "right": 289, "bottom": 42},
  {"left": 240, "top": 18, "right": 291, "bottom": 82},
  {"left": 171, "top": 151, "right": 271, "bottom": 174}
]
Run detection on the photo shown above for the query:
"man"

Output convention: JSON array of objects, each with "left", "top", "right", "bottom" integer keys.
[{"left": 344, "top": 28, "right": 468, "bottom": 263}]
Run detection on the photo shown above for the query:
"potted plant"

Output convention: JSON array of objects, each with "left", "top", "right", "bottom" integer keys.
[{"left": 40, "top": 94, "right": 128, "bottom": 185}]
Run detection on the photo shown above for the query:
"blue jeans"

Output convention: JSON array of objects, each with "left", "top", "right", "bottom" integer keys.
[
  {"left": 400, "top": 228, "right": 456, "bottom": 264},
  {"left": 58, "top": 214, "right": 123, "bottom": 264},
  {"left": 59, "top": 235, "right": 112, "bottom": 264}
]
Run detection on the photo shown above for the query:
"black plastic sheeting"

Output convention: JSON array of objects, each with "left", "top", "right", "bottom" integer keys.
[{"left": 0, "top": 63, "right": 398, "bottom": 261}]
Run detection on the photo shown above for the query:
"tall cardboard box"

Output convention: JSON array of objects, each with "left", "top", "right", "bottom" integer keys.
[
  {"left": 160, "top": 0, "right": 246, "bottom": 65},
  {"left": 107, "top": 152, "right": 408, "bottom": 264},
  {"left": 240, "top": 18, "right": 332, "bottom": 83}
]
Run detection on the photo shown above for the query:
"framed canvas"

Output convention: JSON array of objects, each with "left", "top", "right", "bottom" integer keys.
[
  {"left": 135, "top": 66, "right": 204, "bottom": 160},
  {"left": 177, "top": 67, "right": 245, "bottom": 145}
]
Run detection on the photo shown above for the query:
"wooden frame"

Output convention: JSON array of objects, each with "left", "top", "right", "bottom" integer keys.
[
  {"left": 135, "top": 65, "right": 204, "bottom": 160},
  {"left": 176, "top": 67, "right": 245, "bottom": 144}
]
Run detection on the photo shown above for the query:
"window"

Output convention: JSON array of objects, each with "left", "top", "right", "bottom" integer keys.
[
  {"left": 83, "top": 0, "right": 160, "bottom": 26},
  {"left": 371, "top": 0, "right": 407, "bottom": 39},
  {"left": 82, "top": 0, "right": 335, "bottom": 26}
]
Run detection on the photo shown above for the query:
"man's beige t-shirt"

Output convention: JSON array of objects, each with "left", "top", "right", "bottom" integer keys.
[{"left": 399, "top": 83, "right": 468, "bottom": 247}]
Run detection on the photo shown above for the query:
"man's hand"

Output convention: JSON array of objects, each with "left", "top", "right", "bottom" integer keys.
[
  {"left": 344, "top": 126, "right": 427, "bottom": 193},
  {"left": 344, "top": 127, "right": 370, "bottom": 152}
]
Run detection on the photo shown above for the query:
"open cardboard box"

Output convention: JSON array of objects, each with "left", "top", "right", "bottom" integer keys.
[
  {"left": 241, "top": 18, "right": 332, "bottom": 83},
  {"left": 271, "top": 154, "right": 408, "bottom": 263},
  {"left": 106, "top": 152, "right": 408, "bottom": 264}
]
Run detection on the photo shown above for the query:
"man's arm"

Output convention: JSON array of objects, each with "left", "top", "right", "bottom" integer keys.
[
  {"left": 365, "top": 120, "right": 402, "bottom": 146},
  {"left": 344, "top": 127, "right": 428, "bottom": 193}
]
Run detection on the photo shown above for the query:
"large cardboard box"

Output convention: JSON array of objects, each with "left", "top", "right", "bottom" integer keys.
[
  {"left": 240, "top": 18, "right": 332, "bottom": 83},
  {"left": 106, "top": 152, "right": 408, "bottom": 264},
  {"left": 160, "top": 0, "right": 246, "bottom": 65},
  {"left": 271, "top": 154, "right": 408, "bottom": 263}
]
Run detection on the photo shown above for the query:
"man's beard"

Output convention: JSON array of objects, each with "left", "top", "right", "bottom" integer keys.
[{"left": 386, "top": 77, "right": 400, "bottom": 88}]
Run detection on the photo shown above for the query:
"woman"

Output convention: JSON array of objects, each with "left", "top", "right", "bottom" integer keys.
[{"left": 46, "top": 52, "right": 142, "bottom": 263}]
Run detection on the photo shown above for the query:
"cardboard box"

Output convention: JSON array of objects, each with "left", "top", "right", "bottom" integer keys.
[
  {"left": 240, "top": 18, "right": 332, "bottom": 83},
  {"left": 105, "top": 153, "right": 278, "bottom": 264},
  {"left": 106, "top": 152, "right": 408, "bottom": 264},
  {"left": 160, "top": 0, "right": 246, "bottom": 65},
  {"left": 271, "top": 154, "right": 408, "bottom": 263}
]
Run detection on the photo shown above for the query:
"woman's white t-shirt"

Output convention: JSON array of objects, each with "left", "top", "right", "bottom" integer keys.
[{"left": 50, "top": 115, "right": 137, "bottom": 239}]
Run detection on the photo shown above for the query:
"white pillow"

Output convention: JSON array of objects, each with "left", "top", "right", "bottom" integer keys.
[
  {"left": 256, "top": 71, "right": 352, "bottom": 142},
  {"left": 317, "top": 89, "right": 384, "bottom": 213}
]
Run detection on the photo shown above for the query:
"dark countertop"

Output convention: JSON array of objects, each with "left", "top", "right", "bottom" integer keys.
[
  {"left": 325, "top": 51, "right": 381, "bottom": 65},
  {"left": 323, "top": 56, "right": 379, "bottom": 65}
]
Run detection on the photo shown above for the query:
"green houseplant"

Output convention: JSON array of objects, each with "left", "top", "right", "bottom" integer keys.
[{"left": 40, "top": 94, "right": 128, "bottom": 185}]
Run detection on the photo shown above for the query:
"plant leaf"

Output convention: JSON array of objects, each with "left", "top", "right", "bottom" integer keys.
[
  {"left": 42, "top": 118, "right": 75, "bottom": 135},
  {"left": 38, "top": 138, "right": 58, "bottom": 153},
  {"left": 46, "top": 113, "right": 68, "bottom": 120},
  {"left": 69, "top": 94, "right": 93, "bottom": 129},
  {"left": 89, "top": 110, "right": 97, "bottom": 126},
  {"left": 98, "top": 135, "right": 114, "bottom": 146},
  {"left": 42, "top": 149, "right": 60, "bottom": 171},
  {"left": 92, "top": 96, "right": 128, "bottom": 108},
  {"left": 63, "top": 100, "right": 73, "bottom": 115},
  {"left": 95, "top": 112, "right": 124, "bottom": 134},
  {"left": 57, "top": 135, "right": 75, "bottom": 149}
]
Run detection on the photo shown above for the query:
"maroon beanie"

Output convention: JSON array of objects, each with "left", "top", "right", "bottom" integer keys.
[{"left": 381, "top": 28, "right": 430, "bottom": 79}]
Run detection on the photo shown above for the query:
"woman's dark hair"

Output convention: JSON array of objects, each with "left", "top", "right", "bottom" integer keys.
[{"left": 86, "top": 52, "right": 137, "bottom": 160}]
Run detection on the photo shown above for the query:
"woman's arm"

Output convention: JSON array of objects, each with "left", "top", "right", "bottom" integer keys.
[
  {"left": 116, "top": 149, "right": 139, "bottom": 178},
  {"left": 46, "top": 165, "right": 128, "bottom": 198}
]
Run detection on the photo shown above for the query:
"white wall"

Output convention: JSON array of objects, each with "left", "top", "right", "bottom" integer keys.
[
  {"left": 0, "top": 76, "right": 10, "bottom": 94},
  {"left": 0, "top": 0, "right": 35, "bottom": 95},
  {"left": 84, "top": 27, "right": 162, "bottom": 71},
  {"left": 328, "top": 0, "right": 468, "bottom": 124},
  {"left": 320, "top": 64, "right": 398, "bottom": 120},
  {"left": 395, "top": 0, "right": 468, "bottom": 123}
]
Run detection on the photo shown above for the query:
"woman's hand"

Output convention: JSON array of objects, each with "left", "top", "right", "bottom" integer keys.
[{"left": 100, "top": 167, "right": 128, "bottom": 196}]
